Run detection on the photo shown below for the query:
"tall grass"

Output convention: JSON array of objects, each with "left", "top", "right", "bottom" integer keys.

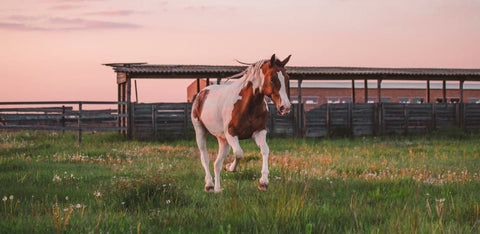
[{"left": 0, "top": 131, "right": 479, "bottom": 233}]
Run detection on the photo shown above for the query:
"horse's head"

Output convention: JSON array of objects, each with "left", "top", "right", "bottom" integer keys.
[{"left": 261, "top": 54, "right": 292, "bottom": 115}]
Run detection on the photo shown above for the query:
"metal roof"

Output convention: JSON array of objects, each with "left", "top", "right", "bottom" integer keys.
[
  {"left": 290, "top": 81, "right": 480, "bottom": 90},
  {"left": 105, "top": 63, "right": 480, "bottom": 81}
]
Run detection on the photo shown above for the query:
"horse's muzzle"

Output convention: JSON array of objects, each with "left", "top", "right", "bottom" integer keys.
[{"left": 277, "top": 105, "right": 291, "bottom": 115}]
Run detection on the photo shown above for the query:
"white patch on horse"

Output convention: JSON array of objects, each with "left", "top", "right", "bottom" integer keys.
[{"left": 277, "top": 71, "right": 291, "bottom": 109}]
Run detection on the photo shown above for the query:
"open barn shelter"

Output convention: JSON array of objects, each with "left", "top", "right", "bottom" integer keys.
[{"left": 104, "top": 63, "right": 480, "bottom": 139}]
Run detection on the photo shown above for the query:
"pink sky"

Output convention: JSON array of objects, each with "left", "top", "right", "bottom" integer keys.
[{"left": 2, "top": 0, "right": 480, "bottom": 102}]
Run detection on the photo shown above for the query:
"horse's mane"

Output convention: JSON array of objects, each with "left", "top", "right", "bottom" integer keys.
[{"left": 225, "top": 59, "right": 267, "bottom": 95}]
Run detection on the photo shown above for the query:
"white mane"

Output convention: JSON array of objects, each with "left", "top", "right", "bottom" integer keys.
[{"left": 233, "top": 60, "right": 267, "bottom": 95}]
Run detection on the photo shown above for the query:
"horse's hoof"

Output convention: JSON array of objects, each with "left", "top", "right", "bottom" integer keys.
[
  {"left": 205, "top": 186, "right": 214, "bottom": 193},
  {"left": 224, "top": 163, "right": 237, "bottom": 172},
  {"left": 258, "top": 183, "right": 268, "bottom": 191}
]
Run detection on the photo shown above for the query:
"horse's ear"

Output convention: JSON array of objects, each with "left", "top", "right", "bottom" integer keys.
[
  {"left": 281, "top": 55, "right": 291, "bottom": 67},
  {"left": 270, "top": 54, "right": 276, "bottom": 68}
]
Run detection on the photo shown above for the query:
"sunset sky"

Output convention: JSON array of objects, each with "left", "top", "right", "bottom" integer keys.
[{"left": 2, "top": 0, "right": 480, "bottom": 102}]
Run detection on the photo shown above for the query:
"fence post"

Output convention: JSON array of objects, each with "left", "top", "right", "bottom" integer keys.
[
  {"left": 348, "top": 103, "right": 353, "bottom": 137},
  {"left": 270, "top": 106, "right": 275, "bottom": 137},
  {"left": 77, "top": 102, "right": 82, "bottom": 145},
  {"left": 62, "top": 105, "right": 66, "bottom": 134},
  {"left": 184, "top": 103, "right": 188, "bottom": 136},
  {"left": 152, "top": 104, "right": 157, "bottom": 137},
  {"left": 326, "top": 103, "right": 330, "bottom": 138},
  {"left": 403, "top": 104, "right": 408, "bottom": 135}
]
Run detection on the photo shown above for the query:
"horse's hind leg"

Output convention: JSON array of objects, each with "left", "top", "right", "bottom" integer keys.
[
  {"left": 225, "top": 134, "right": 244, "bottom": 172},
  {"left": 192, "top": 119, "right": 214, "bottom": 192},
  {"left": 213, "top": 137, "right": 230, "bottom": 192}
]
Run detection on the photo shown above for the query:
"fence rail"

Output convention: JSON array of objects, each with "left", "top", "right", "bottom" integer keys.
[{"left": 0, "top": 101, "right": 127, "bottom": 144}]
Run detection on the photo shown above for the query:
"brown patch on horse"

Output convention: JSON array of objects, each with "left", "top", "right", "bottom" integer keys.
[
  {"left": 261, "top": 61, "right": 291, "bottom": 104},
  {"left": 192, "top": 89, "right": 210, "bottom": 121},
  {"left": 228, "top": 82, "right": 268, "bottom": 140}
]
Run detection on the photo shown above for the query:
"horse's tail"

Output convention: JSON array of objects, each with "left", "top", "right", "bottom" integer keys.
[{"left": 191, "top": 89, "right": 210, "bottom": 123}]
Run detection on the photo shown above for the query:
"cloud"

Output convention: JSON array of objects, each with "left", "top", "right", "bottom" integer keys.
[
  {"left": 0, "top": 22, "right": 46, "bottom": 31},
  {"left": 49, "top": 17, "right": 141, "bottom": 30},
  {"left": 49, "top": 4, "right": 86, "bottom": 10},
  {"left": 84, "top": 10, "right": 137, "bottom": 16},
  {"left": 0, "top": 16, "right": 141, "bottom": 31}
]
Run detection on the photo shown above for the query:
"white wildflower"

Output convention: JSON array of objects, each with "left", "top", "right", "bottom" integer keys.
[
  {"left": 65, "top": 196, "right": 69, "bottom": 201},
  {"left": 52, "top": 175, "right": 62, "bottom": 183},
  {"left": 166, "top": 200, "right": 171, "bottom": 204},
  {"left": 75, "top": 204, "right": 82, "bottom": 209},
  {"left": 2, "top": 196, "right": 6, "bottom": 202},
  {"left": 93, "top": 191, "right": 101, "bottom": 197},
  {"left": 9, "top": 195, "right": 13, "bottom": 200}
]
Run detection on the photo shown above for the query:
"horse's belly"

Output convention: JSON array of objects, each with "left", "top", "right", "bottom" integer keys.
[
  {"left": 200, "top": 103, "right": 227, "bottom": 136},
  {"left": 199, "top": 84, "right": 240, "bottom": 138}
]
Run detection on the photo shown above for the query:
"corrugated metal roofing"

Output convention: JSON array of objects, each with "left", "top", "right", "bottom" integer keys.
[
  {"left": 290, "top": 81, "right": 480, "bottom": 90},
  {"left": 105, "top": 63, "right": 480, "bottom": 80}
]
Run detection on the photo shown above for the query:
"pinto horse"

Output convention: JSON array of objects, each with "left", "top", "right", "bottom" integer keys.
[{"left": 191, "top": 54, "right": 292, "bottom": 192}]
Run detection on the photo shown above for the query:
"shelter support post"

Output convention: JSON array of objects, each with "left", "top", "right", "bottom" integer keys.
[
  {"left": 377, "top": 79, "right": 382, "bottom": 103},
  {"left": 351, "top": 79, "right": 356, "bottom": 103},
  {"left": 126, "top": 78, "right": 132, "bottom": 139},
  {"left": 364, "top": 79, "right": 368, "bottom": 103},
  {"left": 117, "top": 83, "right": 122, "bottom": 133},
  {"left": 196, "top": 78, "right": 200, "bottom": 93},
  {"left": 443, "top": 80, "right": 447, "bottom": 103},
  {"left": 426, "top": 80, "right": 431, "bottom": 103},
  {"left": 297, "top": 78, "right": 303, "bottom": 137},
  {"left": 460, "top": 79, "right": 464, "bottom": 103}
]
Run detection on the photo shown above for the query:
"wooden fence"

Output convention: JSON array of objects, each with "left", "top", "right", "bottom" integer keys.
[
  {"left": 304, "top": 103, "right": 480, "bottom": 137},
  {"left": 131, "top": 103, "right": 298, "bottom": 139},
  {"left": 0, "top": 101, "right": 127, "bottom": 143},
  {"left": 2, "top": 101, "right": 479, "bottom": 140}
]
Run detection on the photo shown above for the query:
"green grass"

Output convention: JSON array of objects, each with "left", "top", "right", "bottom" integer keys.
[{"left": 0, "top": 131, "right": 479, "bottom": 233}]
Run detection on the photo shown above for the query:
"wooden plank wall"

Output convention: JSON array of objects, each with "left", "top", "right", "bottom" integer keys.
[
  {"left": 132, "top": 103, "right": 298, "bottom": 139},
  {"left": 132, "top": 103, "right": 192, "bottom": 139},
  {"left": 266, "top": 104, "right": 297, "bottom": 137},
  {"left": 305, "top": 103, "right": 480, "bottom": 137},
  {"left": 464, "top": 104, "right": 480, "bottom": 132}
]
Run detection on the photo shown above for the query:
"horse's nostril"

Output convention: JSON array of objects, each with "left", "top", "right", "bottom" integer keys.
[{"left": 279, "top": 106, "right": 285, "bottom": 112}]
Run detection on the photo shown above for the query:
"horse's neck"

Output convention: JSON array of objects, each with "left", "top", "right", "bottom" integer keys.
[{"left": 235, "top": 81, "right": 266, "bottom": 114}]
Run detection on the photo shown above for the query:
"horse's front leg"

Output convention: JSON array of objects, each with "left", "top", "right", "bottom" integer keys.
[{"left": 252, "top": 130, "right": 269, "bottom": 191}]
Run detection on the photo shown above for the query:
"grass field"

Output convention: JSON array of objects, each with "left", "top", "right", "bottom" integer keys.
[{"left": 0, "top": 130, "right": 479, "bottom": 233}]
